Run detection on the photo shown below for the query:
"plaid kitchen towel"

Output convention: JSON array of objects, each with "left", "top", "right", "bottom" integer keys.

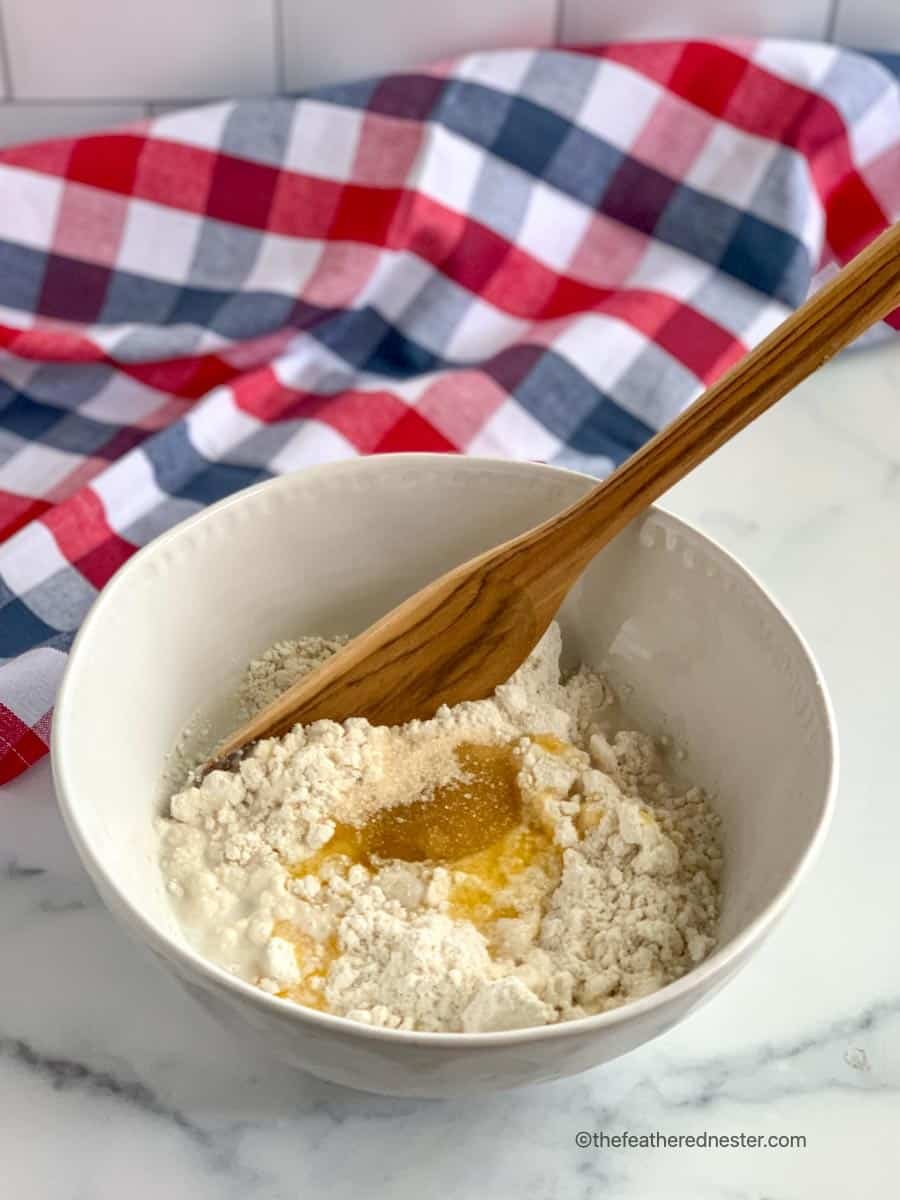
[{"left": 1, "top": 40, "right": 899, "bottom": 784}]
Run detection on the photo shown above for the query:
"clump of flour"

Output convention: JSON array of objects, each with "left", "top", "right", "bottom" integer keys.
[
  {"left": 158, "top": 625, "right": 722, "bottom": 1033},
  {"left": 238, "top": 635, "right": 348, "bottom": 717}
]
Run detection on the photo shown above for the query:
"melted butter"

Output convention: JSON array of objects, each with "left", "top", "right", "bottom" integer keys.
[
  {"left": 272, "top": 920, "right": 338, "bottom": 1010},
  {"left": 577, "top": 801, "right": 605, "bottom": 834},
  {"left": 364, "top": 742, "right": 522, "bottom": 862},
  {"left": 281, "top": 737, "right": 573, "bottom": 1008},
  {"left": 448, "top": 824, "right": 560, "bottom": 933},
  {"left": 529, "top": 732, "right": 570, "bottom": 755},
  {"left": 289, "top": 824, "right": 364, "bottom": 879},
  {"left": 291, "top": 742, "right": 523, "bottom": 874}
]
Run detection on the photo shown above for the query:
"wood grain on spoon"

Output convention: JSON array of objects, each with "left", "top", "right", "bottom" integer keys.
[{"left": 209, "top": 222, "right": 900, "bottom": 768}]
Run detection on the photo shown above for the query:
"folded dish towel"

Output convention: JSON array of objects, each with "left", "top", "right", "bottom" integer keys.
[{"left": 1, "top": 39, "right": 898, "bottom": 784}]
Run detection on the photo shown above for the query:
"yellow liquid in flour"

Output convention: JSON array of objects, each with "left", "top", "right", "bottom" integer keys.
[
  {"left": 275, "top": 738, "right": 566, "bottom": 1005},
  {"left": 292, "top": 742, "right": 522, "bottom": 871}
]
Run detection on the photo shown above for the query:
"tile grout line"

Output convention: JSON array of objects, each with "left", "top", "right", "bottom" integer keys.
[
  {"left": 553, "top": 0, "right": 565, "bottom": 46},
  {"left": 0, "top": 0, "right": 16, "bottom": 101},
  {"left": 825, "top": 0, "right": 841, "bottom": 42},
  {"left": 273, "top": 0, "right": 287, "bottom": 93}
]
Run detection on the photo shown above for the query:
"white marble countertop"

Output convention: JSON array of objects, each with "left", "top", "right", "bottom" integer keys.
[{"left": 3, "top": 342, "right": 900, "bottom": 1198}]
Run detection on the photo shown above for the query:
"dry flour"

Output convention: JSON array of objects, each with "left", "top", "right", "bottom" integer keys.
[{"left": 158, "top": 624, "right": 722, "bottom": 1033}]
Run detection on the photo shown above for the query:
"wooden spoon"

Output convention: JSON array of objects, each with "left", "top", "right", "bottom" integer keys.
[{"left": 208, "top": 222, "right": 900, "bottom": 768}]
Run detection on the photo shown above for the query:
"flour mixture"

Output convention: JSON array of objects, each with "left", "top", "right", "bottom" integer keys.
[{"left": 158, "top": 625, "right": 722, "bottom": 1033}]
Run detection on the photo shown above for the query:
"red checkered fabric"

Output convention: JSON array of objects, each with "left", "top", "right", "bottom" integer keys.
[{"left": 1, "top": 40, "right": 899, "bottom": 784}]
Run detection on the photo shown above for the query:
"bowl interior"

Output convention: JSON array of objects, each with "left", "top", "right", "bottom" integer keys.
[{"left": 54, "top": 457, "right": 833, "bottom": 981}]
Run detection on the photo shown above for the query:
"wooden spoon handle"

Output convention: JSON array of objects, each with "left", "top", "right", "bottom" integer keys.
[
  {"left": 538, "top": 221, "right": 900, "bottom": 572},
  {"left": 204, "top": 223, "right": 900, "bottom": 768}
]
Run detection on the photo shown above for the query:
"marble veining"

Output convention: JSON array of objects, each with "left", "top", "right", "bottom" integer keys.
[{"left": 3, "top": 343, "right": 900, "bottom": 1197}]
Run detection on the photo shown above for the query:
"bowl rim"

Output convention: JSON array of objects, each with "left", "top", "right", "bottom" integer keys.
[{"left": 52, "top": 453, "right": 838, "bottom": 1049}]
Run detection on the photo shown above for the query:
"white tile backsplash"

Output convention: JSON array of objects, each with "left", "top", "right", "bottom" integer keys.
[
  {"left": 279, "top": 0, "right": 556, "bottom": 92},
  {"left": 560, "top": 0, "right": 831, "bottom": 43},
  {"left": 0, "top": 0, "right": 892, "bottom": 148},
  {"left": 146, "top": 101, "right": 220, "bottom": 117},
  {"left": 0, "top": 102, "right": 145, "bottom": 148},
  {"left": 2, "top": 0, "right": 277, "bottom": 99},
  {"left": 834, "top": 0, "right": 900, "bottom": 49}
]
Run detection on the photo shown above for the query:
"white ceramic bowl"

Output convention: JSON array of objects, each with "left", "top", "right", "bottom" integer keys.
[{"left": 52, "top": 456, "right": 836, "bottom": 1098}]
